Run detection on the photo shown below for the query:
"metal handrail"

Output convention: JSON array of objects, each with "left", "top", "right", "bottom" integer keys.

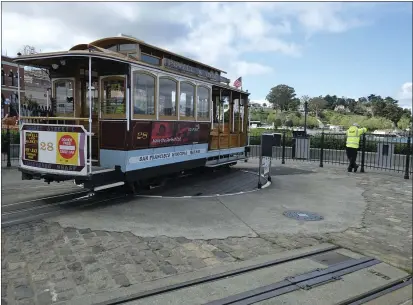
[{"left": 20, "top": 116, "right": 90, "bottom": 121}]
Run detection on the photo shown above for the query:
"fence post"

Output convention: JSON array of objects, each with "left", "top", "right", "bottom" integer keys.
[
  {"left": 360, "top": 133, "right": 366, "bottom": 173},
  {"left": 404, "top": 135, "right": 411, "bottom": 180},
  {"left": 319, "top": 131, "right": 324, "bottom": 167},
  {"left": 281, "top": 131, "right": 286, "bottom": 164},
  {"left": 6, "top": 126, "right": 11, "bottom": 167}
]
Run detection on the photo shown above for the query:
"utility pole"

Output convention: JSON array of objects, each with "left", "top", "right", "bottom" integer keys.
[{"left": 304, "top": 101, "right": 308, "bottom": 134}]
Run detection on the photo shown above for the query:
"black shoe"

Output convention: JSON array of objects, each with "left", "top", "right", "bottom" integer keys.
[
  {"left": 348, "top": 168, "right": 352, "bottom": 172},
  {"left": 354, "top": 165, "right": 359, "bottom": 172}
]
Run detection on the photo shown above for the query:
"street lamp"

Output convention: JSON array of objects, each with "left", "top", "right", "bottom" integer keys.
[{"left": 304, "top": 101, "right": 308, "bottom": 134}]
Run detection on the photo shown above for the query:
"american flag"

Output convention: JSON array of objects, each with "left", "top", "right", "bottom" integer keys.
[{"left": 233, "top": 77, "right": 242, "bottom": 88}]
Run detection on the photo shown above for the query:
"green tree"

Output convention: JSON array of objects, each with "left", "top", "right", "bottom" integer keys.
[
  {"left": 346, "top": 98, "right": 357, "bottom": 113},
  {"left": 323, "top": 95, "right": 338, "bottom": 110},
  {"left": 367, "top": 94, "right": 386, "bottom": 117},
  {"left": 308, "top": 96, "right": 327, "bottom": 117},
  {"left": 274, "top": 118, "right": 282, "bottom": 128},
  {"left": 398, "top": 114, "right": 412, "bottom": 130},
  {"left": 284, "top": 119, "right": 293, "bottom": 127},
  {"left": 383, "top": 103, "right": 404, "bottom": 127},
  {"left": 266, "top": 84, "right": 299, "bottom": 112}
]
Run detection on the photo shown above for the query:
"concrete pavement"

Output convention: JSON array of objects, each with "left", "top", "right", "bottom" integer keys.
[
  {"left": 44, "top": 160, "right": 366, "bottom": 239},
  {"left": 1, "top": 160, "right": 411, "bottom": 305},
  {"left": 1, "top": 168, "right": 81, "bottom": 205}
]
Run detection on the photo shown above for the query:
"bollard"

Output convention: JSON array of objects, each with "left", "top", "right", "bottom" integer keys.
[
  {"left": 404, "top": 135, "right": 411, "bottom": 180},
  {"left": 360, "top": 133, "right": 366, "bottom": 173},
  {"left": 319, "top": 131, "right": 324, "bottom": 168},
  {"left": 281, "top": 131, "right": 286, "bottom": 164},
  {"left": 6, "top": 127, "right": 11, "bottom": 167}
]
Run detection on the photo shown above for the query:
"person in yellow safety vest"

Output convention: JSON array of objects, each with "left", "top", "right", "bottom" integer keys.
[{"left": 346, "top": 123, "right": 367, "bottom": 172}]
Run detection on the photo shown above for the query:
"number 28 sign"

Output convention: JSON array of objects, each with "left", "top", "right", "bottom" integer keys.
[{"left": 21, "top": 124, "right": 87, "bottom": 175}]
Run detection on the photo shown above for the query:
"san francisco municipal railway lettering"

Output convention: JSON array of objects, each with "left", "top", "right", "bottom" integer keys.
[{"left": 129, "top": 149, "right": 205, "bottom": 164}]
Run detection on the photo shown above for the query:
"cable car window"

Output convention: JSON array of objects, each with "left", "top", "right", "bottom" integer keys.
[
  {"left": 54, "top": 79, "right": 74, "bottom": 115},
  {"left": 101, "top": 77, "right": 126, "bottom": 119},
  {"left": 84, "top": 81, "right": 99, "bottom": 116},
  {"left": 132, "top": 71, "right": 155, "bottom": 118},
  {"left": 107, "top": 45, "right": 118, "bottom": 52},
  {"left": 197, "top": 86, "right": 210, "bottom": 120},
  {"left": 141, "top": 53, "right": 161, "bottom": 66},
  {"left": 179, "top": 82, "right": 195, "bottom": 119},
  {"left": 239, "top": 99, "right": 245, "bottom": 132},
  {"left": 128, "top": 53, "right": 139, "bottom": 60},
  {"left": 119, "top": 44, "right": 136, "bottom": 52},
  {"left": 159, "top": 77, "right": 177, "bottom": 118},
  {"left": 232, "top": 98, "right": 242, "bottom": 132}
]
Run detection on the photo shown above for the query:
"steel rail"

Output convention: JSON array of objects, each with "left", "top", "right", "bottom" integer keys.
[
  {"left": 336, "top": 275, "right": 412, "bottom": 305},
  {"left": 205, "top": 257, "right": 381, "bottom": 305},
  {"left": 96, "top": 245, "right": 340, "bottom": 305},
  {"left": 1, "top": 190, "right": 91, "bottom": 213},
  {"left": 1, "top": 191, "right": 127, "bottom": 227}
]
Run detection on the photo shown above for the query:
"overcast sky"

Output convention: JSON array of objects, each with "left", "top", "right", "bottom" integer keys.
[{"left": 2, "top": 2, "right": 412, "bottom": 109}]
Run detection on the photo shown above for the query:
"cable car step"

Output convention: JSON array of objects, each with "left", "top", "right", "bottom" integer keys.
[
  {"left": 91, "top": 166, "right": 116, "bottom": 174},
  {"left": 93, "top": 181, "right": 125, "bottom": 192}
]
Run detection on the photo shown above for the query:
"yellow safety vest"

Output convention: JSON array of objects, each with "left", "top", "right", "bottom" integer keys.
[{"left": 346, "top": 126, "right": 367, "bottom": 149}]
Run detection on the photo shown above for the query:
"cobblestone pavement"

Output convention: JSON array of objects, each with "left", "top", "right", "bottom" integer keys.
[
  {"left": 277, "top": 163, "right": 413, "bottom": 273},
  {"left": 1, "top": 221, "right": 322, "bottom": 305},
  {"left": 2, "top": 163, "right": 412, "bottom": 305}
]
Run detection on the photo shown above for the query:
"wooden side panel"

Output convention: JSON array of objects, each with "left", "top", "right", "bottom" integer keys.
[
  {"left": 220, "top": 134, "right": 229, "bottom": 148},
  {"left": 230, "top": 134, "right": 239, "bottom": 148},
  {"left": 240, "top": 132, "right": 247, "bottom": 147},
  {"left": 129, "top": 121, "right": 152, "bottom": 149},
  {"left": 222, "top": 123, "right": 231, "bottom": 134},
  {"left": 100, "top": 121, "right": 128, "bottom": 150},
  {"left": 209, "top": 135, "right": 219, "bottom": 150},
  {"left": 199, "top": 123, "right": 211, "bottom": 143}
]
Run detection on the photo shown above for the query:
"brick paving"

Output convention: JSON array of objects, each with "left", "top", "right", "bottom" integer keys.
[
  {"left": 1, "top": 162, "right": 412, "bottom": 305},
  {"left": 280, "top": 163, "right": 413, "bottom": 273},
  {"left": 1, "top": 222, "right": 322, "bottom": 305}
]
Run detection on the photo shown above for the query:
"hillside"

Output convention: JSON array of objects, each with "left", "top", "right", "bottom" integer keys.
[{"left": 250, "top": 84, "right": 412, "bottom": 131}]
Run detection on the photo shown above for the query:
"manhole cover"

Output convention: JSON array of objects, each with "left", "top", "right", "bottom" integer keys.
[{"left": 283, "top": 210, "right": 324, "bottom": 221}]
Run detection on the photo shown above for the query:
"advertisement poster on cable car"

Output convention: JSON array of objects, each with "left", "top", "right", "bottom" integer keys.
[
  {"left": 20, "top": 124, "right": 88, "bottom": 175},
  {"left": 149, "top": 121, "right": 209, "bottom": 148}
]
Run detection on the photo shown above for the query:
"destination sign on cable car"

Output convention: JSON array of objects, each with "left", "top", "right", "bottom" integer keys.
[
  {"left": 163, "top": 58, "right": 230, "bottom": 84},
  {"left": 20, "top": 124, "right": 88, "bottom": 175}
]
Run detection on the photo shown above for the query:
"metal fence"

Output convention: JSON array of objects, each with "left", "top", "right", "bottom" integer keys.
[
  {"left": 2, "top": 126, "right": 20, "bottom": 167},
  {"left": 2, "top": 126, "right": 412, "bottom": 179},
  {"left": 247, "top": 130, "right": 412, "bottom": 179}
]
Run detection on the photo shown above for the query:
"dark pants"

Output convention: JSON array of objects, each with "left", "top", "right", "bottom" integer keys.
[{"left": 346, "top": 147, "right": 358, "bottom": 171}]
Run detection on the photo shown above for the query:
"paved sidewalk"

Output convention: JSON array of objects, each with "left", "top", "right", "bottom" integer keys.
[
  {"left": 1, "top": 161, "right": 411, "bottom": 305},
  {"left": 271, "top": 161, "right": 412, "bottom": 272}
]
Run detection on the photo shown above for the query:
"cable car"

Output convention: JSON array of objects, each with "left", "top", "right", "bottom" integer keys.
[{"left": 13, "top": 35, "right": 250, "bottom": 192}]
